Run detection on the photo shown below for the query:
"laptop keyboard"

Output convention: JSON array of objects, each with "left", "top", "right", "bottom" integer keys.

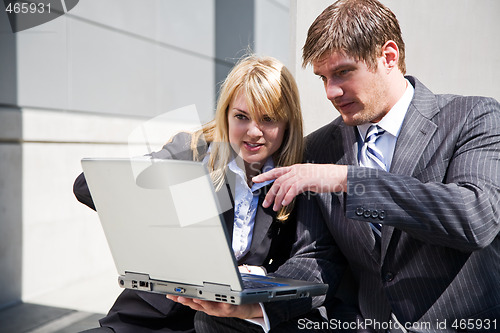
[
  {"left": 241, "top": 275, "right": 289, "bottom": 289},
  {"left": 242, "top": 279, "right": 279, "bottom": 289}
]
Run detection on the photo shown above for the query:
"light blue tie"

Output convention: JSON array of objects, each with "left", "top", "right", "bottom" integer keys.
[
  {"left": 360, "top": 125, "right": 386, "bottom": 237},
  {"left": 360, "top": 125, "right": 387, "bottom": 171}
]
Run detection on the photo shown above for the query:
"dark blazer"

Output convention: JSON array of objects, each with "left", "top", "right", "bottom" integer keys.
[
  {"left": 263, "top": 76, "right": 500, "bottom": 332},
  {"left": 73, "top": 132, "right": 296, "bottom": 332}
]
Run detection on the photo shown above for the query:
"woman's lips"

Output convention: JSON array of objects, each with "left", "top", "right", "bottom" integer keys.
[{"left": 244, "top": 142, "right": 264, "bottom": 151}]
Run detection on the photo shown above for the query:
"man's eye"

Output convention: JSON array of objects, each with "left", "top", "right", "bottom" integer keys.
[{"left": 338, "top": 69, "right": 350, "bottom": 76}]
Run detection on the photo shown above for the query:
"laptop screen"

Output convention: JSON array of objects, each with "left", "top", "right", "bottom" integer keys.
[{"left": 82, "top": 158, "right": 243, "bottom": 290}]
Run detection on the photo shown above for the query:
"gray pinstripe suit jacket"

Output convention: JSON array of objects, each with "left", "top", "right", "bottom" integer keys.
[{"left": 264, "top": 76, "right": 500, "bottom": 332}]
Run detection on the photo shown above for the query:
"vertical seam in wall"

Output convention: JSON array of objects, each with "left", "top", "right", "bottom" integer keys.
[{"left": 60, "top": 0, "right": 67, "bottom": 13}]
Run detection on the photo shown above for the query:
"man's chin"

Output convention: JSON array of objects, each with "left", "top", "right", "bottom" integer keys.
[
  {"left": 341, "top": 115, "right": 365, "bottom": 127},
  {"left": 341, "top": 111, "right": 381, "bottom": 126}
]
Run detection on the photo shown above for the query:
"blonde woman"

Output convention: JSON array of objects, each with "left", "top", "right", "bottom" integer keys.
[{"left": 75, "top": 56, "right": 311, "bottom": 333}]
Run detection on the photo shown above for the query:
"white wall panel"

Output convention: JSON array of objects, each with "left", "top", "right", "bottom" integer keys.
[
  {"left": 21, "top": 142, "right": 125, "bottom": 300},
  {"left": 156, "top": 47, "right": 215, "bottom": 124},
  {"left": 69, "top": 18, "right": 158, "bottom": 117},
  {"left": 292, "top": 0, "right": 337, "bottom": 135},
  {"left": 255, "top": 0, "right": 290, "bottom": 67},
  {"left": 16, "top": 16, "right": 69, "bottom": 110},
  {"left": 156, "top": 0, "right": 215, "bottom": 58},
  {"left": 382, "top": 0, "right": 500, "bottom": 99},
  {"left": 69, "top": 0, "right": 157, "bottom": 41}
]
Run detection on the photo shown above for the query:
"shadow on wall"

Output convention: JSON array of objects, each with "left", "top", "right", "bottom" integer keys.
[
  {"left": 214, "top": 0, "right": 255, "bottom": 98},
  {"left": 0, "top": 5, "right": 23, "bottom": 309}
]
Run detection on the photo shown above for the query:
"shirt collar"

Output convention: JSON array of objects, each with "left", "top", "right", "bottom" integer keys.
[
  {"left": 357, "top": 79, "right": 415, "bottom": 139},
  {"left": 252, "top": 158, "right": 275, "bottom": 191},
  {"left": 228, "top": 156, "right": 275, "bottom": 192}
]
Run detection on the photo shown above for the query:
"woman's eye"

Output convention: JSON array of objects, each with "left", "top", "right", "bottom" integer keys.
[
  {"left": 235, "top": 114, "right": 248, "bottom": 120},
  {"left": 262, "top": 116, "right": 273, "bottom": 123}
]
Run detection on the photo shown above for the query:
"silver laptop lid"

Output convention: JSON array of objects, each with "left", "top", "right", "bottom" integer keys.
[{"left": 81, "top": 158, "right": 243, "bottom": 291}]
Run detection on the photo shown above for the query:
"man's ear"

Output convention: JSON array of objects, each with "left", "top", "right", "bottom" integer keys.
[{"left": 381, "top": 40, "right": 399, "bottom": 71}]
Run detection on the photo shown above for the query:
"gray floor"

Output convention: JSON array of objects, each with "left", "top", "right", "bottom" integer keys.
[{"left": 0, "top": 302, "right": 104, "bottom": 333}]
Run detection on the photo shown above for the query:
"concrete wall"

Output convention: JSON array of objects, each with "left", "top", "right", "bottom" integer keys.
[
  {"left": 0, "top": 0, "right": 290, "bottom": 309},
  {"left": 292, "top": 0, "right": 500, "bottom": 135}
]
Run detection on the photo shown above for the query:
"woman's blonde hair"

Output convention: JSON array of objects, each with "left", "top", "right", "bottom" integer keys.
[{"left": 192, "top": 55, "right": 304, "bottom": 221}]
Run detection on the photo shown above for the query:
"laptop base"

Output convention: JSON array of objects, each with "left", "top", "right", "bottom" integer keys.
[{"left": 119, "top": 272, "right": 325, "bottom": 305}]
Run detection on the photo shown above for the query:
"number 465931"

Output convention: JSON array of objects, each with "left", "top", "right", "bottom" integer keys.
[{"left": 5, "top": 2, "right": 51, "bottom": 14}]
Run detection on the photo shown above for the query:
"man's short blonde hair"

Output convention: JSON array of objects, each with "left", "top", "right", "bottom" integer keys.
[{"left": 303, "top": 0, "right": 406, "bottom": 74}]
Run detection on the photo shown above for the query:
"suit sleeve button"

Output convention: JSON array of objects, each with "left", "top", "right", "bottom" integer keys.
[
  {"left": 379, "top": 210, "right": 385, "bottom": 220},
  {"left": 363, "top": 209, "right": 371, "bottom": 218},
  {"left": 356, "top": 207, "right": 364, "bottom": 216},
  {"left": 371, "top": 210, "right": 379, "bottom": 218},
  {"left": 384, "top": 272, "right": 395, "bottom": 282}
]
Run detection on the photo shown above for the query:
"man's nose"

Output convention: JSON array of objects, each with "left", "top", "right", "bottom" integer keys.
[{"left": 325, "top": 81, "right": 343, "bottom": 101}]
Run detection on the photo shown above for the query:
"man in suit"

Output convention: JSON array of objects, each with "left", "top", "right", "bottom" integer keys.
[{"left": 193, "top": 0, "right": 500, "bottom": 332}]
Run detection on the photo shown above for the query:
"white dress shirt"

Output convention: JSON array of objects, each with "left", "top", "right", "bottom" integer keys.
[{"left": 227, "top": 157, "right": 275, "bottom": 260}]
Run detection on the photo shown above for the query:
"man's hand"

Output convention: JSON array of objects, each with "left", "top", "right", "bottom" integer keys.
[
  {"left": 252, "top": 164, "right": 348, "bottom": 211},
  {"left": 167, "top": 295, "right": 263, "bottom": 319}
]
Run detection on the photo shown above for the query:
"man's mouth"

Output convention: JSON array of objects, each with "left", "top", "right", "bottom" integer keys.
[{"left": 335, "top": 101, "right": 354, "bottom": 109}]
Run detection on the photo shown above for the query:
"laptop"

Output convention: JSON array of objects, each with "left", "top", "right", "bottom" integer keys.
[{"left": 81, "top": 157, "right": 328, "bottom": 305}]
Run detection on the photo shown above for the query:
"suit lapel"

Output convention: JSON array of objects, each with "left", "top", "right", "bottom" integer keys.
[
  {"left": 390, "top": 76, "right": 440, "bottom": 176},
  {"left": 389, "top": 110, "right": 438, "bottom": 176},
  {"left": 239, "top": 200, "right": 275, "bottom": 264},
  {"left": 338, "top": 122, "right": 358, "bottom": 166},
  {"left": 218, "top": 182, "right": 235, "bottom": 239},
  {"left": 338, "top": 123, "right": 357, "bottom": 214},
  {"left": 380, "top": 77, "right": 439, "bottom": 260},
  {"left": 336, "top": 123, "right": 356, "bottom": 217}
]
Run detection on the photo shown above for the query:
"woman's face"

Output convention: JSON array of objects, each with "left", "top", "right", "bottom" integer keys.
[{"left": 227, "top": 91, "right": 287, "bottom": 176}]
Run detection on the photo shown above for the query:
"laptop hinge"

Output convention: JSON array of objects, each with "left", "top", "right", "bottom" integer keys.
[{"left": 119, "top": 272, "right": 152, "bottom": 291}]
